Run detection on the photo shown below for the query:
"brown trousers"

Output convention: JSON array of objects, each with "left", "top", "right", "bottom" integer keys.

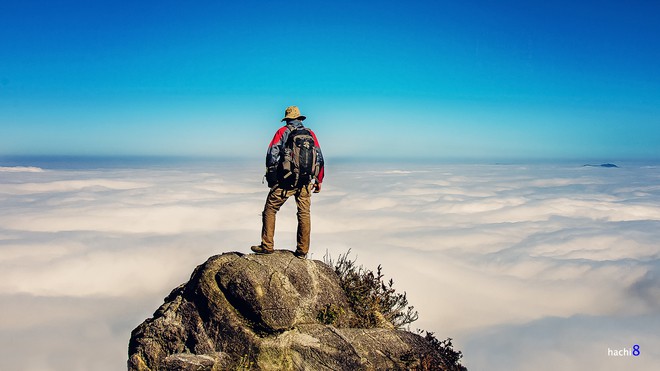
[{"left": 261, "top": 184, "right": 313, "bottom": 254}]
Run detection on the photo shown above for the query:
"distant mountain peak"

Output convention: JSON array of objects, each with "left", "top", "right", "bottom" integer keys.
[{"left": 583, "top": 163, "right": 619, "bottom": 168}]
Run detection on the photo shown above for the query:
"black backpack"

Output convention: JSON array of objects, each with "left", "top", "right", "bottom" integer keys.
[{"left": 278, "top": 125, "right": 319, "bottom": 189}]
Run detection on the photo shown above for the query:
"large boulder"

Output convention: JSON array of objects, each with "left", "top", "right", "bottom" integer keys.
[{"left": 128, "top": 251, "right": 457, "bottom": 370}]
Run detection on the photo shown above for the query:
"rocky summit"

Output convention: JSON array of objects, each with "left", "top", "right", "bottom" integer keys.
[{"left": 128, "top": 251, "right": 458, "bottom": 370}]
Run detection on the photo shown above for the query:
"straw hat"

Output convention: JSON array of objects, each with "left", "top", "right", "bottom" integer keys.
[{"left": 281, "top": 106, "right": 306, "bottom": 122}]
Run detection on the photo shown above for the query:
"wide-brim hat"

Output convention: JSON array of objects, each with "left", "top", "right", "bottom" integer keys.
[{"left": 281, "top": 105, "right": 306, "bottom": 122}]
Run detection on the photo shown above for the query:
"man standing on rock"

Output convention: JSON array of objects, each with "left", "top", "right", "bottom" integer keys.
[{"left": 251, "top": 106, "right": 325, "bottom": 259}]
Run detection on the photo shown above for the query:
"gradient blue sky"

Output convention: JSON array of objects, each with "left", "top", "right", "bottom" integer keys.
[{"left": 1, "top": 0, "right": 659, "bottom": 160}]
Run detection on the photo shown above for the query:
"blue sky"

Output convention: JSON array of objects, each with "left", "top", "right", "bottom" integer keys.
[{"left": 1, "top": 0, "right": 659, "bottom": 160}]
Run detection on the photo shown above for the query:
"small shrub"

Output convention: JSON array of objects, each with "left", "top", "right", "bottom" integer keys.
[
  {"left": 233, "top": 353, "right": 254, "bottom": 371},
  {"left": 324, "top": 250, "right": 467, "bottom": 370},
  {"left": 323, "top": 249, "right": 419, "bottom": 329},
  {"left": 415, "top": 330, "right": 466, "bottom": 371},
  {"left": 317, "top": 303, "right": 344, "bottom": 325}
]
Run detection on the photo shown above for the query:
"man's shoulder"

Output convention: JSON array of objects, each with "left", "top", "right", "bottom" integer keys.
[
  {"left": 273, "top": 125, "right": 291, "bottom": 137},
  {"left": 306, "top": 126, "right": 319, "bottom": 137},
  {"left": 269, "top": 125, "right": 293, "bottom": 147}
]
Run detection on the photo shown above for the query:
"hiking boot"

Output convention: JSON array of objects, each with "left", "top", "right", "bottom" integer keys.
[
  {"left": 251, "top": 245, "right": 274, "bottom": 255},
  {"left": 294, "top": 251, "right": 307, "bottom": 260}
]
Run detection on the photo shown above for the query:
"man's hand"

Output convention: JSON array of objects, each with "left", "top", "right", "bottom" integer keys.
[{"left": 313, "top": 183, "right": 321, "bottom": 193}]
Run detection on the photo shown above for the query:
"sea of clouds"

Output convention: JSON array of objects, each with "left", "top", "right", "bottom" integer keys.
[{"left": 0, "top": 160, "right": 659, "bottom": 370}]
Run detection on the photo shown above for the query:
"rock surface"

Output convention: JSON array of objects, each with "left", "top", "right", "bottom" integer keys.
[{"left": 128, "top": 251, "right": 456, "bottom": 370}]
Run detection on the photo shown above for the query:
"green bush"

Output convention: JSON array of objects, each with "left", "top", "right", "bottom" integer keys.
[
  {"left": 316, "top": 303, "right": 344, "bottom": 325},
  {"left": 415, "top": 331, "right": 466, "bottom": 371},
  {"left": 323, "top": 250, "right": 418, "bottom": 329},
  {"left": 324, "top": 250, "right": 467, "bottom": 370}
]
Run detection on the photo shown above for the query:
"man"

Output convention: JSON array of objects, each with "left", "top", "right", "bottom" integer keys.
[{"left": 251, "top": 106, "right": 324, "bottom": 259}]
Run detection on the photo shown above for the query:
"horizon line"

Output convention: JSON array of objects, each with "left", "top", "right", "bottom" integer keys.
[{"left": 2, "top": 154, "right": 659, "bottom": 166}]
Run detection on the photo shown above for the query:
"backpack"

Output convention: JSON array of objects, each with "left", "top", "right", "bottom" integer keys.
[{"left": 278, "top": 125, "right": 319, "bottom": 189}]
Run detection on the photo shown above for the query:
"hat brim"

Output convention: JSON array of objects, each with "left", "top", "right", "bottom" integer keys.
[{"left": 281, "top": 115, "right": 306, "bottom": 122}]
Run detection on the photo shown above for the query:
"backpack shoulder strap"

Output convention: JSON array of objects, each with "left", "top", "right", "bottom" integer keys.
[{"left": 284, "top": 124, "right": 295, "bottom": 146}]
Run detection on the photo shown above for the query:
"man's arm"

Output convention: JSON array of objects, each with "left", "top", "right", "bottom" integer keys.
[
  {"left": 309, "top": 129, "right": 324, "bottom": 188},
  {"left": 266, "top": 126, "right": 290, "bottom": 168}
]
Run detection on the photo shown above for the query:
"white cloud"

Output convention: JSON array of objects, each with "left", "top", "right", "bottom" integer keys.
[
  {"left": 464, "top": 314, "right": 660, "bottom": 371},
  {"left": 0, "top": 179, "right": 149, "bottom": 194},
  {"left": 0, "top": 166, "right": 44, "bottom": 173},
  {"left": 1, "top": 161, "right": 659, "bottom": 370}
]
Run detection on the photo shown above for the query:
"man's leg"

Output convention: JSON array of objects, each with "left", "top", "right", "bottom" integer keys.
[
  {"left": 261, "top": 187, "right": 290, "bottom": 250},
  {"left": 294, "top": 184, "right": 312, "bottom": 255}
]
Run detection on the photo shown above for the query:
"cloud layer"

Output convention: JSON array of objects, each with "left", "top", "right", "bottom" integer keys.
[{"left": 1, "top": 161, "right": 659, "bottom": 370}]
